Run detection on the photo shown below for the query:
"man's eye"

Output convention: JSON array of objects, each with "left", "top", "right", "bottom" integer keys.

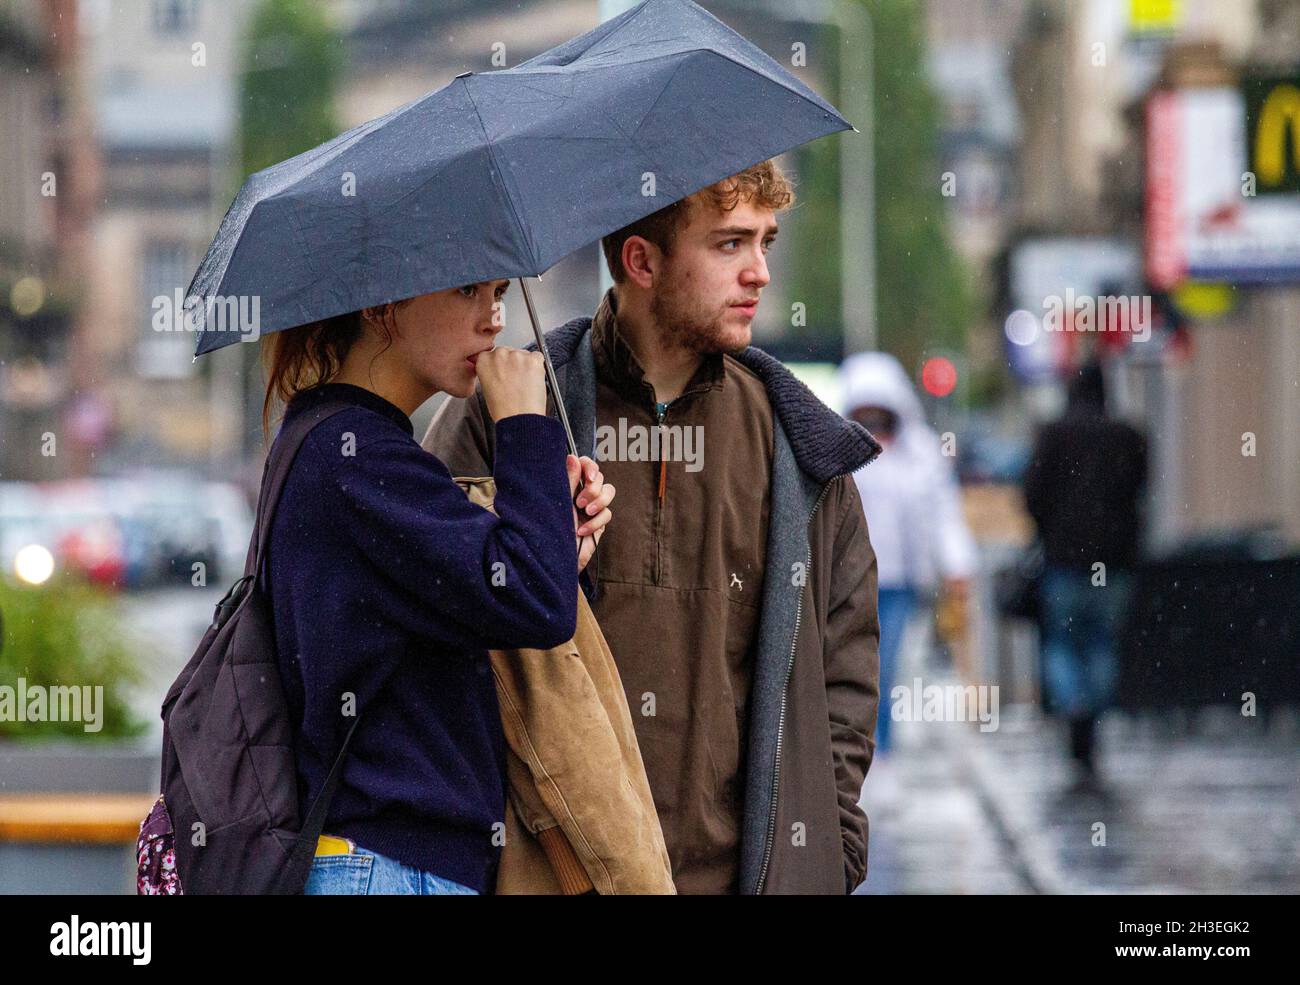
[
  {"left": 494, "top": 285, "right": 508, "bottom": 300},
  {"left": 721, "top": 239, "right": 739, "bottom": 250},
  {"left": 458, "top": 284, "right": 476, "bottom": 298}
]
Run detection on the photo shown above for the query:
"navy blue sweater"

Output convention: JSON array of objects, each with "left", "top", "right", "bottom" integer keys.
[{"left": 265, "top": 382, "right": 578, "bottom": 893}]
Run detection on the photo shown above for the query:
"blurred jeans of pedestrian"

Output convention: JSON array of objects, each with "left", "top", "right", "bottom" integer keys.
[
  {"left": 303, "top": 842, "right": 479, "bottom": 895},
  {"left": 1040, "top": 566, "right": 1133, "bottom": 718},
  {"left": 875, "top": 586, "right": 917, "bottom": 753}
]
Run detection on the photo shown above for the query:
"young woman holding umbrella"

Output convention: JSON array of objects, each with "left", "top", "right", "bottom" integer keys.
[{"left": 259, "top": 279, "right": 614, "bottom": 895}]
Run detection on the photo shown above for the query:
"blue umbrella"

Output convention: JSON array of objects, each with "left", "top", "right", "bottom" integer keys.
[
  {"left": 189, "top": 0, "right": 851, "bottom": 349},
  {"left": 189, "top": 0, "right": 852, "bottom": 447}
]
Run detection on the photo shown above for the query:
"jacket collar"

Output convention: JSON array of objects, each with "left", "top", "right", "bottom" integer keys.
[
  {"left": 590, "top": 288, "right": 726, "bottom": 409},
  {"left": 537, "top": 314, "right": 882, "bottom": 484},
  {"left": 287, "top": 381, "right": 414, "bottom": 438}
]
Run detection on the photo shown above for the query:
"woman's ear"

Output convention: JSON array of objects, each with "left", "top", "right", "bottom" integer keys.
[{"left": 359, "top": 303, "right": 402, "bottom": 340}]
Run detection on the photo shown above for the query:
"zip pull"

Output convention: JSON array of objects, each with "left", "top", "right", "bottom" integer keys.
[{"left": 654, "top": 400, "right": 669, "bottom": 504}]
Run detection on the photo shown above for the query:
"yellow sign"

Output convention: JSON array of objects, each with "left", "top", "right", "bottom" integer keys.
[
  {"left": 1129, "top": 0, "right": 1180, "bottom": 33},
  {"left": 1171, "top": 281, "right": 1235, "bottom": 319},
  {"left": 1254, "top": 84, "right": 1300, "bottom": 188}
]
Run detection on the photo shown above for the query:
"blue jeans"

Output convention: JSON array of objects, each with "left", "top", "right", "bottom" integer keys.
[
  {"left": 1040, "top": 565, "right": 1132, "bottom": 718},
  {"left": 303, "top": 843, "right": 479, "bottom": 895},
  {"left": 874, "top": 586, "right": 916, "bottom": 753}
]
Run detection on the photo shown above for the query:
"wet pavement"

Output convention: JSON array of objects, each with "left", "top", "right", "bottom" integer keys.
[
  {"left": 120, "top": 587, "right": 1300, "bottom": 894},
  {"left": 856, "top": 633, "right": 1300, "bottom": 895}
]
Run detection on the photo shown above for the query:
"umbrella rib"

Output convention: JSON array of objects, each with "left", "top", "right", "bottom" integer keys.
[
  {"left": 630, "top": 56, "right": 687, "bottom": 140},
  {"left": 506, "top": 46, "right": 842, "bottom": 129},
  {"left": 710, "top": 48, "right": 845, "bottom": 125},
  {"left": 460, "top": 76, "right": 541, "bottom": 275}
]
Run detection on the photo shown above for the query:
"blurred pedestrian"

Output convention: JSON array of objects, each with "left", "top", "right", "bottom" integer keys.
[
  {"left": 1022, "top": 361, "right": 1147, "bottom": 787},
  {"left": 840, "top": 353, "right": 978, "bottom": 755}
]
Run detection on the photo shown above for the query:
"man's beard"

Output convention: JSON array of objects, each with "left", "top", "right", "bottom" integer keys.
[{"left": 650, "top": 277, "right": 738, "bottom": 355}]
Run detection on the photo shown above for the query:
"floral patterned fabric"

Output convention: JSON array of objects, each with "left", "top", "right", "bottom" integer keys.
[{"left": 136, "top": 795, "right": 183, "bottom": 895}]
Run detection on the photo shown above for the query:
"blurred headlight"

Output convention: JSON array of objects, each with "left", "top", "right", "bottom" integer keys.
[{"left": 14, "top": 544, "right": 55, "bottom": 585}]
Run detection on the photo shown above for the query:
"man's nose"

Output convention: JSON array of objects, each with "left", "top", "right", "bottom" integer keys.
[{"left": 743, "top": 250, "right": 770, "bottom": 288}]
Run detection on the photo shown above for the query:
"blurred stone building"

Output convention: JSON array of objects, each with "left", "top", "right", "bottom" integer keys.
[
  {"left": 0, "top": 0, "right": 96, "bottom": 481},
  {"left": 1006, "top": 0, "right": 1300, "bottom": 551},
  {"left": 80, "top": 0, "right": 254, "bottom": 477}
]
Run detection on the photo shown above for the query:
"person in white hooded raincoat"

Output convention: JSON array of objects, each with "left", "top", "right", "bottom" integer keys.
[{"left": 838, "top": 352, "right": 978, "bottom": 754}]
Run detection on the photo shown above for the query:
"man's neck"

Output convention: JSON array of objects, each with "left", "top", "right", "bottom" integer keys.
[{"left": 614, "top": 292, "right": 704, "bottom": 405}]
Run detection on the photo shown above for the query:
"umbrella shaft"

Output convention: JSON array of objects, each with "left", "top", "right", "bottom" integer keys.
[{"left": 519, "top": 277, "right": 579, "bottom": 458}]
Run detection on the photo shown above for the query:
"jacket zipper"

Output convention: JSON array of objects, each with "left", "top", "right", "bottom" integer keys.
[
  {"left": 653, "top": 400, "right": 668, "bottom": 584},
  {"left": 754, "top": 478, "right": 834, "bottom": 895}
]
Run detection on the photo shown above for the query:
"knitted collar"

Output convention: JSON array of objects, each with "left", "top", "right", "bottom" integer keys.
[{"left": 535, "top": 313, "right": 881, "bottom": 484}]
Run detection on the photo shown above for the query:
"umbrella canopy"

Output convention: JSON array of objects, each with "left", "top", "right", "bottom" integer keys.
[{"left": 188, "top": 0, "right": 853, "bottom": 356}]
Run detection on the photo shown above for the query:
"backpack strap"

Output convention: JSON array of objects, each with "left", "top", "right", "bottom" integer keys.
[
  {"left": 240, "top": 393, "right": 360, "bottom": 894},
  {"left": 243, "top": 396, "right": 355, "bottom": 582},
  {"left": 277, "top": 712, "right": 362, "bottom": 893}
]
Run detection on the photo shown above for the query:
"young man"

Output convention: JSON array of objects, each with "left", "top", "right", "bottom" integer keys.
[{"left": 423, "top": 160, "right": 882, "bottom": 894}]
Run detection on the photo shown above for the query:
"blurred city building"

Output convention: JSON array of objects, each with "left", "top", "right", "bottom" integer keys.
[
  {"left": 4, "top": 0, "right": 1297, "bottom": 556},
  {"left": 0, "top": 0, "right": 97, "bottom": 481},
  {"left": 1001, "top": 0, "right": 1300, "bottom": 552},
  {"left": 79, "top": 0, "right": 254, "bottom": 478}
]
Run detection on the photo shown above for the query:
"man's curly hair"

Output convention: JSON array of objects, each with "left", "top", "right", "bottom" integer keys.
[{"left": 601, "top": 159, "right": 795, "bottom": 283}]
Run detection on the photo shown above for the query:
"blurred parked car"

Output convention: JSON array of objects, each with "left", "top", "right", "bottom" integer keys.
[{"left": 0, "top": 472, "right": 253, "bottom": 591}]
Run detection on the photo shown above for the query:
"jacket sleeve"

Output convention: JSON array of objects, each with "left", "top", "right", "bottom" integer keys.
[
  {"left": 822, "top": 474, "right": 880, "bottom": 893},
  {"left": 319, "top": 413, "right": 578, "bottom": 651},
  {"left": 424, "top": 383, "right": 599, "bottom": 601},
  {"left": 1021, "top": 425, "right": 1053, "bottom": 529},
  {"left": 422, "top": 386, "right": 496, "bottom": 476}
]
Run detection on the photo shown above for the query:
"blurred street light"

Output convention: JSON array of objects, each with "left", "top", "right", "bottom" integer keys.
[{"left": 14, "top": 543, "right": 55, "bottom": 586}]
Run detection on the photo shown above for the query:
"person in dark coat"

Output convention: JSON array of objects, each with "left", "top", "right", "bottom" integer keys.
[
  {"left": 1022, "top": 361, "right": 1147, "bottom": 786},
  {"left": 259, "top": 282, "right": 615, "bottom": 894}
]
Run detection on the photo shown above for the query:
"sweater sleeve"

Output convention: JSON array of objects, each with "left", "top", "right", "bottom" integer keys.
[{"left": 316, "top": 413, "right": 579, "bottom": 652}]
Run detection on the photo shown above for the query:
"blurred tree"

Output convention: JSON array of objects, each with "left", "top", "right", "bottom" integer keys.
[
  {"left": 786, "top": 1, "right": 971, "bottom": 376},
  {"left": 238, "top": 0, "right": 343, "bottom": 184},
  {"left": 231, "top": 0, "right": 344, "bottom": 456},
  {"left": 785, "top": 21, "right": 843, "bottom": 351},
  {"left": 863, "top": 0, "right": 971, "bottom": 374}
]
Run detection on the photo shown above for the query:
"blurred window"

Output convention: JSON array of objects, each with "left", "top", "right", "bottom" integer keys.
[
  {"left": 152, "top": 0, "right": 199, "bottom": 37},
  {"left": 137, "top": 239, "right": 195, "bottom": 379}
]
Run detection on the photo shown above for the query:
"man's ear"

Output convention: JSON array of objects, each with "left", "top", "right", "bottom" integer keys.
[{"left": 621, "top": 235, "right": 659, "bottom": 290}]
